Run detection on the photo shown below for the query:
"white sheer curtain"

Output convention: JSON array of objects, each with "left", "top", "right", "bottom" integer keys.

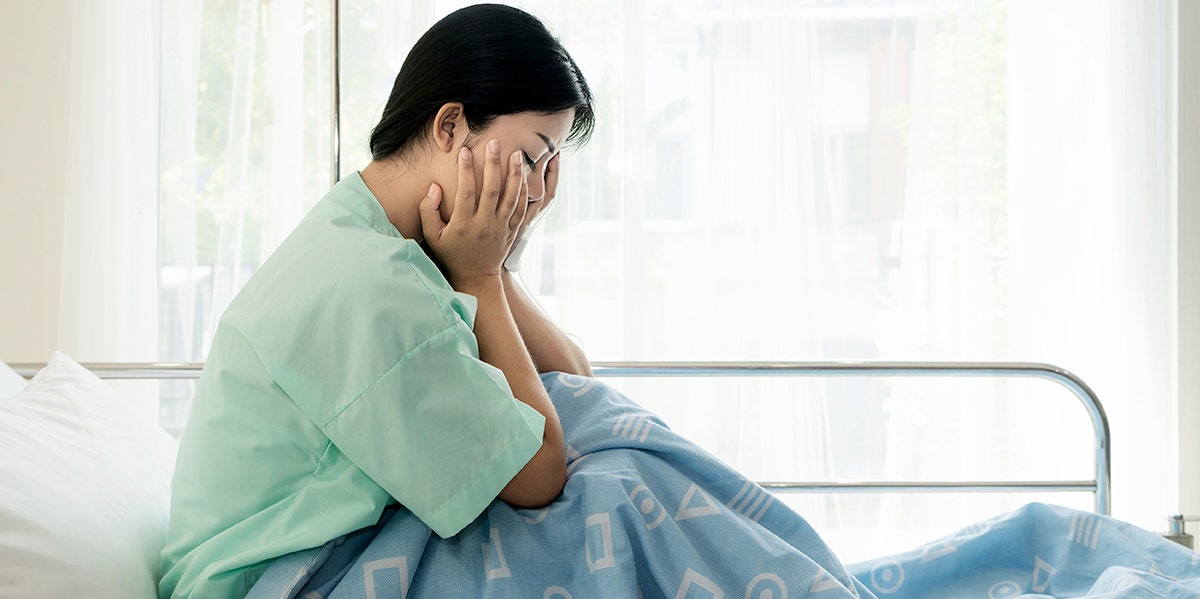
[
  {"left": 331, "top": 0, "right": 1176, "bottom": 559},
  {"left": 59, "top": 0, "right": 161, "bottom": 427},
  {"left": 158, "top": 0, "right": 331, "bottom": 362},
  {"left": 1006, "top": 0, "right": 1175, "bottom": 535},
  {"left": 156, "top": 0, "right": 332, "bottom": 433},
  {"left": 60, "top": 0, "right": 159, "bottom": 363},
  {"left": 58, "top": 0, "right": 1177, "bottom": 561}
]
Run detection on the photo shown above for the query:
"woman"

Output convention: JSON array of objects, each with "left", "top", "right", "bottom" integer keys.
[{"left": 159, "top": 5, "right": 596, "bottom": 597}]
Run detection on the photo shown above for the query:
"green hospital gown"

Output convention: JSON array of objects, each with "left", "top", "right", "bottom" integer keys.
[{"left": 159, "top": 172, "right": 546, "bottom": 599}]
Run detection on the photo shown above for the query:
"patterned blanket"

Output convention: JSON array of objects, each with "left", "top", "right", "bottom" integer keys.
[
  {"left": 850, "top": 501, "right": 1200, "bottom": 598},
  {"left": 247, "top": 373, "right": 1200, "bottom": 598}
]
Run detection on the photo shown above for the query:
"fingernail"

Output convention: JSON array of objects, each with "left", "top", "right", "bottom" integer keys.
[
  {"left": 488, "top": 139, "right": 499, "bottom": 154},
  {"left": 460, "top": 147, "right": 471, "bottom": 161},
  {"left": 427, "top": 183, "right": 437, "bottom": 197},
  {"left": 511, "top": 151, "right": 522, "bottom": 166}
]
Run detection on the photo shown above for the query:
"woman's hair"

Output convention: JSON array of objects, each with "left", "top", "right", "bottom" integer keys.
[{"left": 369, "top": 4, "right": 596, "bottom": 161}]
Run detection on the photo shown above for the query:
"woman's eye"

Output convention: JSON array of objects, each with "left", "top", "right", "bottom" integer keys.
[{"left": 522, "top": 153, "right": 537, "bottom": 171}]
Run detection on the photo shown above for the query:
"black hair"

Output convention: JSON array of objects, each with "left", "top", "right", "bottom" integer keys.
[{"left": 369, "top": 4, "right": 595, "bottom": 161}]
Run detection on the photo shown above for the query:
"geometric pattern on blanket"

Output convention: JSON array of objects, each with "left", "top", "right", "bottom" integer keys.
[
  {"left": 248, "top": 373, "right": 1200, "bottom": 599},
  {"left": 848, "top": 501, "right": 1200, "bottom": 598}
]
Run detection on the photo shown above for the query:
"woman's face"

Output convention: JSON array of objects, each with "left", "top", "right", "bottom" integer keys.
[{"left": 439, "top": 109, "right": 574, "bottom": 221}]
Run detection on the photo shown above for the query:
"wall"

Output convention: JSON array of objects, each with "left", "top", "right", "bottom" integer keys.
[{"left": 0, "top": 1, "right": 72, "bottom": 362}]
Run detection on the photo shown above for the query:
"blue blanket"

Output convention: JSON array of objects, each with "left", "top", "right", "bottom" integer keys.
[
  {"left": 849, "top": 501, "right": 1200, "bottom": 598},
  {"left": 248, "top": 373, "right": 1200, "bottom": 598}
]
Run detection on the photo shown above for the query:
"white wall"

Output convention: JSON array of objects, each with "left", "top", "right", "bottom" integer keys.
[
  {"left": 1177, "top": 0, "right": 1200, "bottom": 517},
  {"left": 0, "top": 1, "right": 73, "bottom": 362}
]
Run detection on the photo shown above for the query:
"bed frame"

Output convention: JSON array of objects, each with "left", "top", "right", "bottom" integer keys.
[{"left": 10, "top": 360, "right": 1111, "bottom": 515}]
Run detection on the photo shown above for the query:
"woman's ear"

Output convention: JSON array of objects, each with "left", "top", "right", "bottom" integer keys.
[{"left": 431, "top": 102, "right": 465, "bottom": 153}]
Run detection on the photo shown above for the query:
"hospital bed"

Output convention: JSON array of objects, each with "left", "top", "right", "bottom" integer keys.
[{"left": 8, "top": 358, "right": 1198, "bottom": 599}]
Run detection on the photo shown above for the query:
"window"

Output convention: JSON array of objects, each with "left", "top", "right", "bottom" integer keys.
[
  {"left": 69, "top": 0, "right": 1173, "bottom": 560},
  {"left": 156, "top": 0, "right": 335, "bottom": 431}
]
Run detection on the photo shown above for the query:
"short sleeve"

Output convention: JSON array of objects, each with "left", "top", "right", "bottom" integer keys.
[{"left": 319, "top": 320, "right": 546, "bottom": 538}]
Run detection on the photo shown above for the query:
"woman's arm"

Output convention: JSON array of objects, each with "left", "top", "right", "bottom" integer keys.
[
  {"left": 454, "top": 276, "right": 567, "bottom": 508},
  {"left": 502, "top": 270, "right": 592, "bottom": 377},
  {"left": 419, "top": 143, "right": 566, "bottom": 508}
]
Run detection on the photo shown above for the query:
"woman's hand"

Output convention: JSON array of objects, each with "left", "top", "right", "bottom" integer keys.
[
  {"left": 505, "top": 153, "right": 560, "bottom": 272},
  {"left": 420, "top": 140, "right": 529, "bottom": 288}
]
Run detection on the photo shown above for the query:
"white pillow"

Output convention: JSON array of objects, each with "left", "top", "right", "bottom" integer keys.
[
  {"left": 0, "top": 360, "right": 26, "bottom": 399},
  {"left": 0, "top": 352, "right": 178, "bottom": 599}
]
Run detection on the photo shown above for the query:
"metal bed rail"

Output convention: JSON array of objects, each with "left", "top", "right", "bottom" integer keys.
[{"left": 10, "top": 360, "right": 1111, "bottom": 515}]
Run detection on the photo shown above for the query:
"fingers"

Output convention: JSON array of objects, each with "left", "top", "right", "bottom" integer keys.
[
  {"left": 499, "top": 150, "right": 525, "bottom": 219},
  {"left": 453, "top": 147, "right": 477, "bottom": 218},
  {"left": 418, "top": 183, "right": 446, "bottom": 240},
  {"left": 478, "top": 139, "right": 503, "bottom": 214}
]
